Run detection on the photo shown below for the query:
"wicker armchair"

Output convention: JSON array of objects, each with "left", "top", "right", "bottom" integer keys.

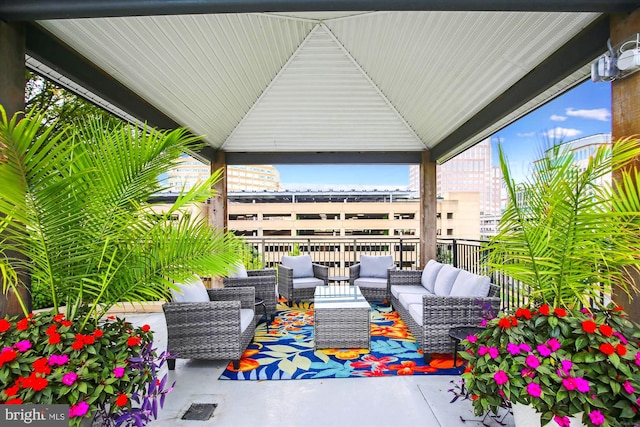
[
  {"left": 349, "top": 255, "right": 395, "bottom": 302},
  {"left": 389, "top": 269, "right": 501, "bottom": 363},
  {"left": 277, "top": 255, "right": 328, "bottom": 306},
  {"left": 163, "top": 287, "right": 256, "bottom": 370},
  {"left": 223, "top": 269, "right": 277, "bottom": 321}
]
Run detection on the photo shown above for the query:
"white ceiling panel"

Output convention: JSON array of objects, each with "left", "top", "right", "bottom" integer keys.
[
  {"left": 223, "top": 24, "right": 424, "bottom": 152},
  {"left": 326, "top": 11, "right": 599, "bottom": 149},
  {"left": 36, "top": 10, "right": 603, "bottom": 158}
]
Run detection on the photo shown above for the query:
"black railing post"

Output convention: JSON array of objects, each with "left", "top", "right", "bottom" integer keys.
[
  {"left": 452, "top": 239, "right": 458, "bottom": 267},
  {"left": 399, "top": 238, "right": 404, "bottom": 270}
]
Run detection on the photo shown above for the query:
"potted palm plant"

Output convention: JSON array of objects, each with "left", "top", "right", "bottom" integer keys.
[
  {"left": 460, "top": 136, "right": 640, "bottom": 427},
  {"left": 0, "top": 105, "right": 243, "bottom": 425}
]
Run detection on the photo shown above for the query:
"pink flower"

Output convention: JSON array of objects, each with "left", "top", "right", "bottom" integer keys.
[
  {"left": 547, "top": 338, "right": 561, "bottom": 352},
  {"left": 62, "top": 372, "right": 78, "bottom": 386},
  {"left": 13, "top": 340, "right": 32, "bottom": 352},
  {"left": 493, "top": 370, "right": 508, "bottom": 385},
  {"left": 525, "top": 355, "right": 540, "bottom": 369},
  {"left": 537, "top": 344, "right": 552, "bottom": 357},
  {"left": 635, "top": 352, "right": 640, "bottom": 367},
  {"left": 48, "top": 354, "right": 69, "bottom": 366},
  {"left": 613, "top": 332, "right": 628, "bottom": 345},
  {"left": 506, "top": 343, "right": 521, "bottom": 355},
  {"left": 466, "top": 335, "right": 478, "bottom": 343},
  {"left": 553, "top": 415, "right": 571, "bottom": 427},
  {"left": 519, "top": 343, "right": 532, "bottom": 352},
  {"left": 526, "top": 382, "right": 542, "bottom": 398},
  {"left": 574, "top": 377, "right": 590, "bottom": 393},
  {"left": 480, "top": 319, "right": 488, "bottom": 327},
  {"left": 623, "top": 380, "right": 635, "bottom": 394},
  {"left": 560, "top": 359, "right": 572, "bottom": 375},
  {"left": 478, "top": 346, "right": 489, "bottom": 356},
  {"left": 562, "top": 378, "right": 576, "bottom": 391},
  {"left": 488, "top": 347, "right": 499, "bottom": 359},
  {"left": 521, "top": 367, "right": 536, "bottom": 378},
  {"left": 588, "top": 410, "right": 605, "bottom": 425},
  {"left": 69, "top": 401, "right": 89, "bottom": 418},
  {"left": 113, "top": 366, "right": 125, "bottom": 378}
]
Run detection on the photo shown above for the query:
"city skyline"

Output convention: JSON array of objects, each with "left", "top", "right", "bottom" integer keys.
[{"left": 275, "top": 79, "right": 613, "bottom": 186}]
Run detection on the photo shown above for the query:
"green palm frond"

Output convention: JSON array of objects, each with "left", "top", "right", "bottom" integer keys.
[{"left": 486, "top": 137, "right": 640, "bottom": 309}]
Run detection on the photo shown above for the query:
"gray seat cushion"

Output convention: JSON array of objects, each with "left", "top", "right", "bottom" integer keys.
[
  {"left": 449, "top": 270, "right": 491, "bottom": 297},
  {"left": 171, "top": 277, "right": 210, "bottom": 302},
  {"left": 408, "top": 303, "right": 423, "bottom": 325},
  {"left": 390, "top": 285, "right": 431, "bottom": 299},
  {"left": 240, "top": 308, "right": 255, "bottom": 332},
  {"left": 433, "top": 264, "right": 462, "bottom": 296},
  {"left": 398, "top": 292, "right": 427, "bottom": 310},
  {"left": 282, "top": 255, "right": 314, "bottom": 278},
  {"left": 359, "top": 255, "right": 394, "bottom": 278},
  {"left": 421, "top": 260, "right": 444, "bottom": 293},
  {"left": 292, "top": 277, "right": 324, "bottom": 288},
  {"left": 228, "top": 262, "right": 249, "bottom": 278},
  {"left": 354, "top": 277, "right": 387, "bottom": 289}
]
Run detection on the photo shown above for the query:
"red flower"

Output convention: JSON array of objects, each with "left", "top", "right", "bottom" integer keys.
[
  {"left": 599, "top": 324, "right": 613, "bottom": 337},
  {"left": 599, "top": 343, "right": 615, "bottom": 355},
  {"left": 30, "top": 376, "right": 48, "bottom": 391},
  {"left": 93, "top": 329, "right": 104, "bottom": 338},
  {"left": 515, "top": 308, "right": 532, "bottom": 319},
  {"left": 48, "top": 333, "right": 61, "bottom": 345},
  {"left": 32, "top": 358, "right": 51, "bottom": 375},
  {"left": 554, "top": 308, "right": 567, "bottom": 317},
  {"left": 53, "top": 314, "right": 65, "bottom": 322},
  {"left": 538, "top": 304, "right": 550, "bottom": 316},
  {"left": 16, "top": 318, "right": 29, "bottom": 331},
  {"left": 127, "top": 336, "right": 141, "bottom": 347},
  {"left": 510, "top": 316, "right": 518, "bottom": 327},
  {"left": 46, "top": 324, "right": 58, "bottom": 335},
  {"left": 616, "top": 344, "right": 627, "bottom": 356},
  {"left": 3, "top": 385, "right": 19, "bottom": 397},
  {"left": 71, "top": 340, "right": 84, "bottom": 350},
  {"left": 0, "top": 348, "right": 19, "bottom": 366},
  {"left": 61, "top": 320, "right": 72, "bottom": 327},
  {"left": 0, "top": 319, "right": 11, "bottom": 333},
  {"left": 497, "top": 318, "right": 512, "bottom": 329},
  {"left": 582, "top": 320, "right": 597, "bottom": 333},
  {"left": 83, "top": 335, "right": 95, "bottom": 345},
  {"left": 141, "top": 324, "right": 151, "bottom": 332},
  {"left": 5, "top": 398, "right": 22, "bottom": 404},
  {"left": 115, "top": 394, "right": 128, "bottom": 406}
]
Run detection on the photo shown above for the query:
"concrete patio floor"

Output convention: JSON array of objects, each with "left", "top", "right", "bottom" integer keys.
[{"left": 123, "top": 311, "right": 515, "bottom": 427}]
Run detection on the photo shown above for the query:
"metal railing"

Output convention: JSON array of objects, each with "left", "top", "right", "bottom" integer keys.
[{"left": 239, "top": 236, "right": 529, "bottom": 309}]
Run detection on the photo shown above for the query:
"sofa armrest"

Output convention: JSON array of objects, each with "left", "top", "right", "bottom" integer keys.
[
  {"left": 420, "top": 294, "right": 501, "bottom": 327},
  {"left": 349, "top": 263, "right": 361, "bottom": 285},
  {"left": 389, "top": 270, "right": 422, "bottom": 287},
  {"left": 247, "top": 269, "right": 276, "bottom": 278},
  {"left": 208, "top": 287, "right": 255, "bottom": 309},
  {"left": 312, "top": 263, "right": 329, "bottom": 284}
]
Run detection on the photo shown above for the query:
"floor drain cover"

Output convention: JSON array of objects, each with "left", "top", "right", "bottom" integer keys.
[{"left": 181, "top": 403, "right": 217, "bottom": 421}]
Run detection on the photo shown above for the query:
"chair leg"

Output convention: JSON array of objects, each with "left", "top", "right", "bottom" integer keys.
[
  {"left": 423, "top": 353, "right": 431, "bottom": 364},
  {"left": 232, "top": 360, "right": 240, "bottom": 370},
  {"left": 167, "top": 358, "right": 176, "bottom": 370}
]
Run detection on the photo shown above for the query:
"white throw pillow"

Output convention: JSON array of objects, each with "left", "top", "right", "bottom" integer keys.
[
  {"left": 449, "top": 270, "right": 491, "bottom": 297},
  {"left": 281, "top": 255, "right": 314, "bottom": 278},
  {"left": 171, "top": 277, "right": 209, "bottom": 302},
  {"left": 359, "top": 255, "right": 394, "bottom": 278},
  {"left": 229, "top": 262, "right": 248, "bottom": 278},
  {"left": 433, "top": 265, "right": 462, "bottom": 296},
  {"left": 420, "top": 260, "right": 444, "bottom": 293}
]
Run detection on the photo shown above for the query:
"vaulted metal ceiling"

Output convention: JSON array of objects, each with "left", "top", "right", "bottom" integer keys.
[{"left": 1, "top": 1, "right": 632, "bottom": 164}]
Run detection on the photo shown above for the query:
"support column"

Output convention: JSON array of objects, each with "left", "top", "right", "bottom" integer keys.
[
  {"left": 209, "top": 151, "right": 227, "bottom": 288},
  {"left": 0, "top": 21, "right": 29, "bottom": 318},
  {"left": 611, "top": 9, "right": 640, "bottom": 322},
  {"left": 419, "top": 151, "right": 437, "bottom": 268}
]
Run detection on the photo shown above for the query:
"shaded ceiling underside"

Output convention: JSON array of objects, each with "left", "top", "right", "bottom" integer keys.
[{"left": 2, "top": 1, "right": 632, "bottom": 164}]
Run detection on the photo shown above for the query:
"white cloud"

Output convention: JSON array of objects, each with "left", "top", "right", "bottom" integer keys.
[
  {"left": 565, "top": 108, "right": 610, "bottom": 121},
  {"left": 492, "top": 136, "right": 506, "bottom": 144},
  {"left": 516, "top": 132, "right": 536, "bottom": 138},
  {"left": 550, "top": 115, "right": 567, "bottom": 121},
  {"left": 543, "top": 127, "right": 582, "bottom": 140}
]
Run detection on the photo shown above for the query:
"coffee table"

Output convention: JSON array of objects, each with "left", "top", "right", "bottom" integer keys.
[{"left": 313, "top": 285, "right": 371, "bottom": 350}]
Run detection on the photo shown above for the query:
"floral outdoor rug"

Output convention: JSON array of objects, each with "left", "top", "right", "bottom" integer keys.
[{"left": 219, "top": 300, "right": 464, "bottom": 380}]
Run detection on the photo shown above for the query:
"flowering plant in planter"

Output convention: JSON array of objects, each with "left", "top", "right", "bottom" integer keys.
[
  {"left": 460, "top": 304, "right": 640, "bottom": 427},
  {"left": 0, "top": 309, "right": 174, "bottom": 426}
]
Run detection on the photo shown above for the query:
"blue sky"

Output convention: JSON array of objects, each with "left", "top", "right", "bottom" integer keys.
[{"left": 275, "top": 80, "right": 612, "bottom": 186}]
